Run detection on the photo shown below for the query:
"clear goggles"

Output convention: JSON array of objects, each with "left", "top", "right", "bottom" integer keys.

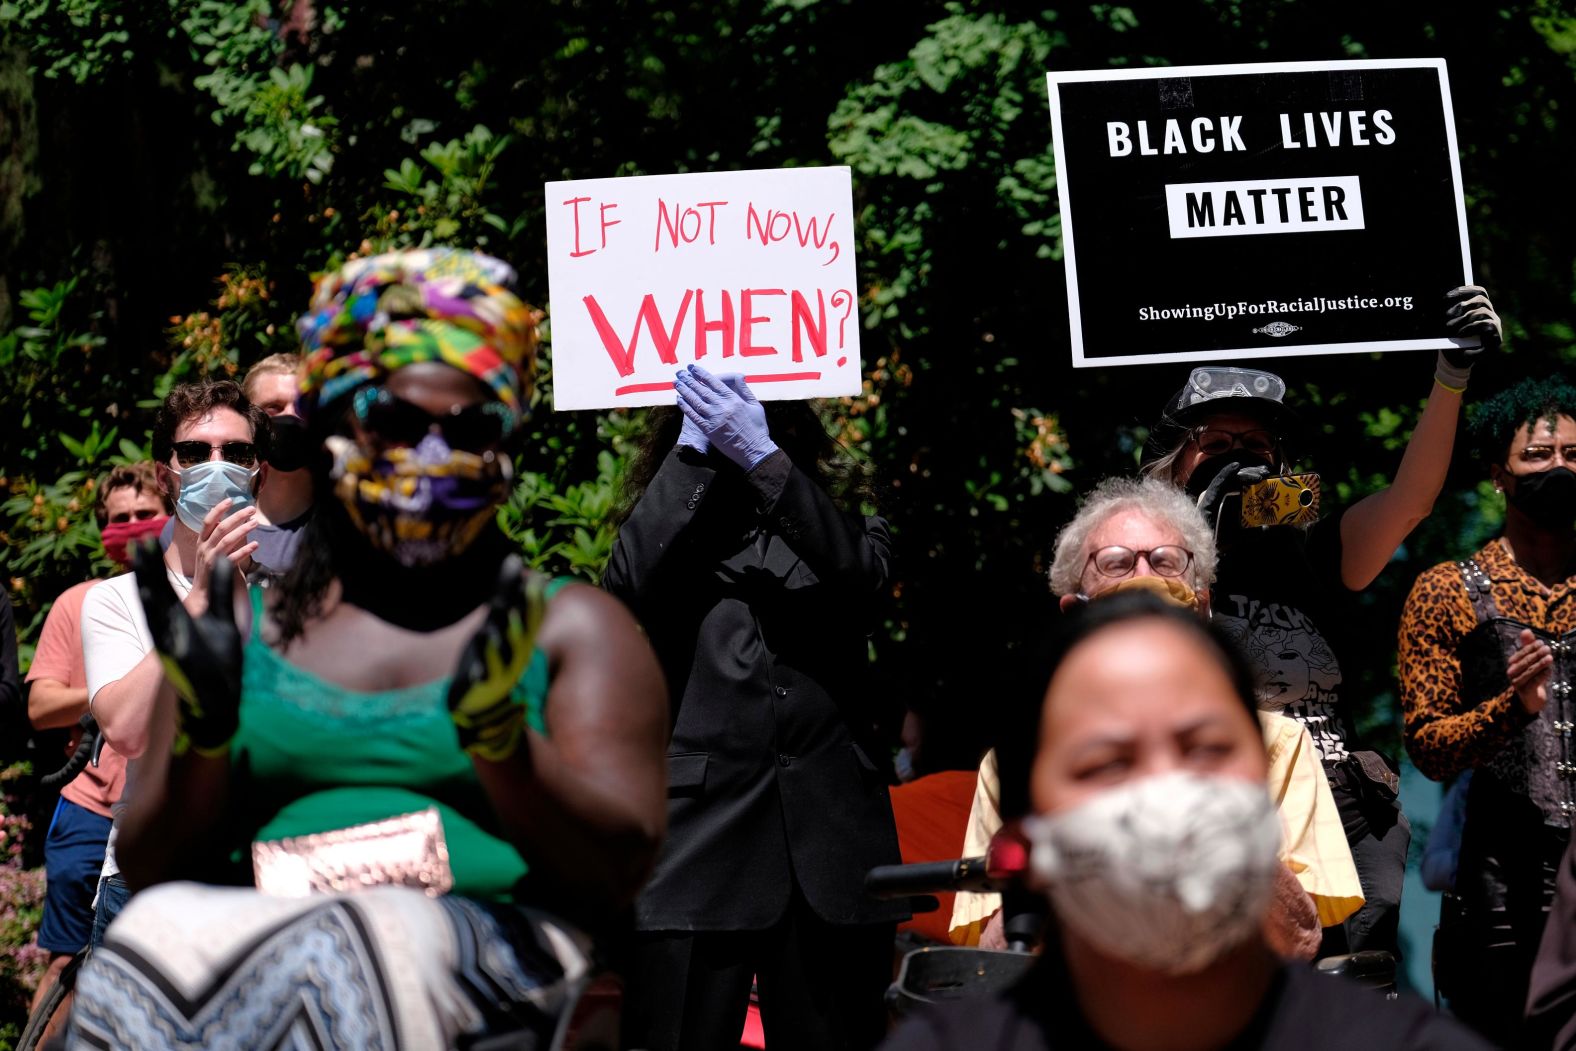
[{"left": 1175, "top": 366, "right": 1286, "bottom": 412}]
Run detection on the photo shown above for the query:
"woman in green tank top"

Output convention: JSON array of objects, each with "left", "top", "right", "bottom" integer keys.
[{"left": 67, "top": 249, "right": 668, "bottom": 1051}]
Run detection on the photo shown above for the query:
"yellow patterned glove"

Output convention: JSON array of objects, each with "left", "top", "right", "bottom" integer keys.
[{"left": 446, "top": 556, "right": 547, "bottom": 762}]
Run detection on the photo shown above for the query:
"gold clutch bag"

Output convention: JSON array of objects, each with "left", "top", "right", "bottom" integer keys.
[{"left": 252, "top": 806, "right": 455, "bottom": 898}]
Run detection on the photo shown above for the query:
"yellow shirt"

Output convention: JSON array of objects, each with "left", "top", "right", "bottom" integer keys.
[{"left": 947, "top": 711, "right": 1364, "bottom": 944}]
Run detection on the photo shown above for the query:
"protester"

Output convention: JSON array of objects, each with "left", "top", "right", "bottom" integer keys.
[
  {"left": 882, "top": 592, "right": 1490, "bottom": 1051},
  {"left": 64, "top": 248, "right": 669, "bottom": 1051},
  {"left": 23, "top": 462, "right": 169, "bottom": 1034},
  {"left": 1400, "top": 376, "right": 1576, "bottom": 1044},
  {"left": 606, "top": 364, "right": 905, "bottom": 1051},
  {"left": 78, "top": 382, "right": 265, "bottom": 946},
  {"left": 950, "top": 477, "right": 1359, "bottom": 959},
  {"left": 1141, "top": 289, "right": 1499, "bottom": 956},
  {"left": 241, "top": 352, "right": 313, "bottom": 575},
  {"left": 155, "top": 354, "right": 312, "bottom": 580}
]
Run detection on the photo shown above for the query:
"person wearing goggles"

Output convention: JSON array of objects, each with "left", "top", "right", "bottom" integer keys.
[{"left": 1141, "top": 287, "right": 1502, "bottom": 964}]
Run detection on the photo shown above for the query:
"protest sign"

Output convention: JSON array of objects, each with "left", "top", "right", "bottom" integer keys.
[
  {"left": 544, "top": 166, "right": 862, "bottom": 410},
  {"left": 1045, "top": 59, "right": 1474, "bottom": 368}
]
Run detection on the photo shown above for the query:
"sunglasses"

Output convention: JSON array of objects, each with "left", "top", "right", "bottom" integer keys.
[
  {"left": 353, "top": 388, "right": 510, "bottom": 452},
  {"left": 171, "top": 441, "right": 259, "bottom": 468},
  {"left": 1190, "top": 427, "right": 1279, "bottom": 458}
]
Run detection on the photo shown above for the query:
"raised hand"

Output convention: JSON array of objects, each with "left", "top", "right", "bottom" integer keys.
[
  {"left": 188, "top": 497, "right": 258, "bottom": 617},
  {"left": 133, "top": 539, "right": 243, "bottom": 757},
  {"left": 1443, "top": 285, "right": 1502, "bottom": 364},
  {"left": 674, "top": 365, "right": 778, "bottom": 470},
  {"left": 447, "top": 555, "right": 546, "bottom": 762}
]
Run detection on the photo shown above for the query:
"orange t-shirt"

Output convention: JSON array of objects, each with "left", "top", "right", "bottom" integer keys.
[
  {"left": 889, "top": 769, "right": 979, "bottom": 944},
  {"left": 26, "top": 580, "right": 128, "bottom": 819}
]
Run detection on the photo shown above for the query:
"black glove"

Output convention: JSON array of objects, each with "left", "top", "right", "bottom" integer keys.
[
  {"left": 446, "top": 555, "right": 546, "bottom": 762},
  {"left": 1194, "top": 460, "right": 1271, "bottom": 527},
  {"left": 132, "top": 540, "right": 243, "bottom": 757},
  {"left": 1441, "top": 285, "right": 1502, "bottom": 371}
]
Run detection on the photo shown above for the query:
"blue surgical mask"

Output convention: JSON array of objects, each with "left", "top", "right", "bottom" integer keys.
[{"left": 173, "top": 460, "right": 258, "bottom": 532}]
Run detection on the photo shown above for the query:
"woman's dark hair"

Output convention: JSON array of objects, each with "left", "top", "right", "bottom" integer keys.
[
  {"left": 995, "top": 591, "right": 1262, "bottom": 822},
  {"left": 1466, "top": 376, "right": 1576, "bottom": 469},
  {"left": 616, "top": 400, "right": 874, "bottom": 522}
]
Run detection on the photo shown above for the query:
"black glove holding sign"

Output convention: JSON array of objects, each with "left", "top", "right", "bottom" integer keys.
[
  {"left": 1437, "top": 285, "right": 1502, "bottom": 390},
  {"left": 132, "top": 540, "right": 243, "bottom": 758}
]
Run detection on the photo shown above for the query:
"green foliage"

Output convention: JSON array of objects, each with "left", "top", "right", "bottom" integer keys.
[
  {"left": 0, "top": 0, "right": 133, "bottom": 82},
  {"left": 380, "top": 125, "right": 520, "bottom": 247},
  {"left": 499, "top": 411, "right": 643, "bottom": 580},
  {"left": 182, "top": 0, "right": 338, "bottom": 182}
]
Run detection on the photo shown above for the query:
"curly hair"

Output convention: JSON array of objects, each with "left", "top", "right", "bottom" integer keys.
[
  {"left": 1467, "top": 376, "right": 1576, "bottom": 468},
  {"left": 1047, "top": 476, "right": 1218, "bottom": 598},
  {"left": 151, "top": 380, "right": 270, "bottom": 466}
]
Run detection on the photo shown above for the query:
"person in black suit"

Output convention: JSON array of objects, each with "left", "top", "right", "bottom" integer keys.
[{"left": 606, "top": 365, "right": 906, "bottom": 1051}]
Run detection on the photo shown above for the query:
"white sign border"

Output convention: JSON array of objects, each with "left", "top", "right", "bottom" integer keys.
[{"left": 1045, "top": 58, "right": 1475, "bottom": 369}]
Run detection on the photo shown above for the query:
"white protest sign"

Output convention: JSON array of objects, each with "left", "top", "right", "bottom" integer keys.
[{"left": 544, "top": 166, "right": 862, "bottom": 410}]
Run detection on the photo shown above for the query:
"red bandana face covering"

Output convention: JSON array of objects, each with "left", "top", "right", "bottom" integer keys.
[{"left": 101, "top": 516, "right": 170, "bottom": 567}]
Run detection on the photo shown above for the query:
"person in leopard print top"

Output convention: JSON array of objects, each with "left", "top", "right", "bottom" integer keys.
[{"left": 1400, "top": 376, "right": 1576, "bottom": 1046}]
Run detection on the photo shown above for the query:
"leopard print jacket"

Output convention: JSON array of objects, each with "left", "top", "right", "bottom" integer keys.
[{"left": 1400, "top": 537, "right": 1576, "bottom": 792}]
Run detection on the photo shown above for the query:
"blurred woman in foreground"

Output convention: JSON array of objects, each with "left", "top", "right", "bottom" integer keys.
[
  {"left": 65, "top": 249, "right": 668, "bottom": 1050},
  {"left": 882, "top": 593, "right": 1487, "bottom": 1051}
]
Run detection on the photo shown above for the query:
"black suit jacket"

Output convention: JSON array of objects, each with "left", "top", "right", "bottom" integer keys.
[{"left": 604, "top": 446, "right": 907, "bottom": 930}]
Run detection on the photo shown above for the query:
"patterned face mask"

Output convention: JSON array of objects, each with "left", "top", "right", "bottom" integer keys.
[
  {"left": 1025, "top": 771, "right": 1281, "bottom": 975},
  {"left": 326, "top": 432, "right": 513, "bottom": 567}
]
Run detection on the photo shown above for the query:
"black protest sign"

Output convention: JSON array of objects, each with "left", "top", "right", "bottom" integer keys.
[{"left": 1046, "top": 59, "right": 1473, "bottom": 368}]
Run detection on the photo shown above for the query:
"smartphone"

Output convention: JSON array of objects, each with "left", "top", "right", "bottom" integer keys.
[{"left": 1240, "top": 472, "right": 1320, "bottom": 528}]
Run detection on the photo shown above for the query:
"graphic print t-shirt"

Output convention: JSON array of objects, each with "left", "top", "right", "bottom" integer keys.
[{"left": 1210, "top": 512, "right": 1355, "bottom": 764}]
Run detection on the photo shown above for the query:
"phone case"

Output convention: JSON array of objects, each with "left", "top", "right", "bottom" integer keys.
[{"left": 1239, "top": 473, "right": 1320, "bottom": 528}]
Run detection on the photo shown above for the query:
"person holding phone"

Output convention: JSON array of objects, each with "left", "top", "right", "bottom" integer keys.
[{"left": 1140, "top": 285, "right": 1501, "bottom": 958}]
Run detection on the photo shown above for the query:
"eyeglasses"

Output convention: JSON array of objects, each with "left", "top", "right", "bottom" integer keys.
[
  {"left": 353, "top": 388, "right": 510, "bottom": 452},
  {"left": 171, "top": 441, "right": 259, "bottom": 468},
  {"left": 1190, "top": 427, "right": 1279, "bottom": 458},
  {"left": 1086, "top": 545, "right": 1194, "bottom": 580}
]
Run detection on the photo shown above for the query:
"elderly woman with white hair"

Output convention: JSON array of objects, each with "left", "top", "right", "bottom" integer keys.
[{"left": 949, "top": 477, "right": 1361, "bottom": 956}]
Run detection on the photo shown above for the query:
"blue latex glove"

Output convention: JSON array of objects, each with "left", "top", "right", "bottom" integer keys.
[
  {"left": 677, "top": 398, "right": 710, "bottom": 453},
  {"left": 675, "top": 365, "right": 778, "bottom": 470}
]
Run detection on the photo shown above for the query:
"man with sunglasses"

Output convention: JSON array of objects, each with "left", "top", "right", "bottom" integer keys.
[
  {"left": 78, "top": 379, "right": 268, "bottom": 943},
  {"left": 949, "top": 477, "right": 1359, "bottom": 959},
  {"left": 1139, "top": 286, "right": 1500, "bottom": 961}
]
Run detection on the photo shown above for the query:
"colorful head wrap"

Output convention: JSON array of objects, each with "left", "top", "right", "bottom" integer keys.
[{"left": 296, "top": 248, "right": 540, "bottom": 432}]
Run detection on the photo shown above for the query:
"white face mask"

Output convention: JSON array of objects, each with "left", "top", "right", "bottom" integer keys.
[
  {"left": 173, "top": 459, "right": 258, "bottom": 532},
  {"left": 1025, "top": 770, "right": 1281, "bottom": 975}
]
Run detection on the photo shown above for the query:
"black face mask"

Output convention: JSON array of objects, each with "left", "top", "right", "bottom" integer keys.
[{"left": 1507, "top": 466, "right": 1576, "bottom": 532}]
